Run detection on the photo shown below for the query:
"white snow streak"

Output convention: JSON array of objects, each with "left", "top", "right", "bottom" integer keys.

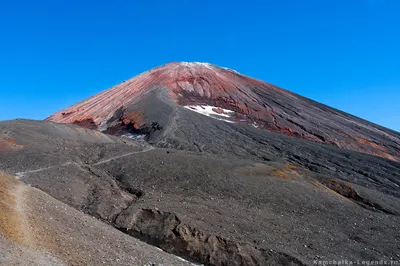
[
  {"left": 180, "top": 62, "right": 215, "bottom": 70},
  {"left": 184, "top": 105, "right": 236, "bottom": 124}
]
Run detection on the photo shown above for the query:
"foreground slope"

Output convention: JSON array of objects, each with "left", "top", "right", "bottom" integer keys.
[
  {"left": 47, "top": 62, "right": 400, "bottom": 161},
  {"left": 1, "top": 119, "right": 399, "bottom": 265},
  {"left": 0, "top": 171, "right": 195, "bottom": 266}
]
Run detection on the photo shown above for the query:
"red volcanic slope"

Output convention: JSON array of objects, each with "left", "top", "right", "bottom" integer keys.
[{"left": 47, "top": 62, "right": 400, "bottom": 161}]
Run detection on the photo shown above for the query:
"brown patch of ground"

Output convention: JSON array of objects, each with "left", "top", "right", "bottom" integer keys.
[
  {"left": 311, "top": 178, "right": 396, "bottom": 215},
  {"left": 310, "top": 179, "right": 353, "bottom": 203},
  {"left": 284, "top": 164, "right": 297, "bottom": 170},
  {"left": 271, "top": 169, "right": 289, "bottom": 178},
  {"left": 356, "top": 137, "right": 386, "bottom": 152},
  {"left": 0, "top": 172, "right": 25, "bottom": 244},
  {"left": 0, "top": 138, "right": 23, "bottom": 152},
  {"left": 355, "top": 137, "right": 398, "bottom": 161},
  {"left": 238, "top": 164, "right": 299, "bottom": 180},
  {"left": 325, "top": 178, "right": 358, "bottom": 200}
]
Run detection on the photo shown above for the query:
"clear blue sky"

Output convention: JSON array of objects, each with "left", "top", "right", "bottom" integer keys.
[{"left": 1, "top": 0, "right": 399, "bottom": 131}]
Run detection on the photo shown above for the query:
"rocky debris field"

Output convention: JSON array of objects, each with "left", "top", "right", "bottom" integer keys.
[{"left": 0, "top": 119, "right": 399, "bottom": 265}]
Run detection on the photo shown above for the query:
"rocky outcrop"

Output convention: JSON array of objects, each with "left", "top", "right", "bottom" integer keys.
[
  {"left": 114, "top": 208, "right": 306, "bottom": 266},
  {"left": 323, "top": 178, "right": 397, "bottom": 215}
]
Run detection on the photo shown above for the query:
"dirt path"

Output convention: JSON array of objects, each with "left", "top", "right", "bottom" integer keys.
[
  {"left": 15, "top": 162, "right": 73, "bottom": 179},
  {"left": 93, "top": 145, "right": 154, "bottom": 165},
  {"left": 0, "top": 173, "right": 33, "bottom": 246},
  {"left": 15, "top": 146, "right": 155, "bottom": 178},
  {"left": 0, "top": 172, "right": 65, "bottom": 265},
  {"left": 13, "top": 183, "right": 34, "bottom": 247}
]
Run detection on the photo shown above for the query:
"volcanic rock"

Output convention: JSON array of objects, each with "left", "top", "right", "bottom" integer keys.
[{"left": 47, "top": 62, "right": 400, "bottom": 161}]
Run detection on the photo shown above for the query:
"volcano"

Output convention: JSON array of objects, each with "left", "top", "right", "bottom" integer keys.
[
  {"left": 47, "top": 62, "right": 400, "bottom": 162},
  {"left": 1, "top": 62, "right": 400, "bottom": 266}
]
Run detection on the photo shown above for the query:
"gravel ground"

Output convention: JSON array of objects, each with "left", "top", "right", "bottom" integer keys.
[
  {"left": 0, "top": 172, "right": 195, "bottom": 266},
  {"left": 0, "top": 119, "right": 399, "bottom": 265}
]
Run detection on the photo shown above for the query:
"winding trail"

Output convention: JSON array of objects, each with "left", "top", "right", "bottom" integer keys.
[
  {"left": 15, "top": 163, "right": 73, "bottom": 179},
  {"left": 93, "top": 145, "right": 154, "bottom": 165},
  {"left": 15, "top": 145, "right": 155, "bottom": 178}
]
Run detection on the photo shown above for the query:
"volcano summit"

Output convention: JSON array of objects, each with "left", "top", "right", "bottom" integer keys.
[{"left": 1, "top": 62, "right": 400, "bottom": 265}]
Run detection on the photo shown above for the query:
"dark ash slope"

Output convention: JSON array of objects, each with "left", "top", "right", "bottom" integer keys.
[{"left": 1, "top": 119, "right": 399, "bottom": 265}]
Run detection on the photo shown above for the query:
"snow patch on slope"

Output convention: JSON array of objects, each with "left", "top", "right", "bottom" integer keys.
[
  {"left": 180, "top": 62, "right": 215, "bottom": 70},
  {"left": 222, "top": 66, "right": 241, "bottom": 75},
  {"left": 121, "top": 133, "right": 147, "bottom": 141},
  {"left": 184, "top": 105, "right": 236, "bottom": 124}
]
